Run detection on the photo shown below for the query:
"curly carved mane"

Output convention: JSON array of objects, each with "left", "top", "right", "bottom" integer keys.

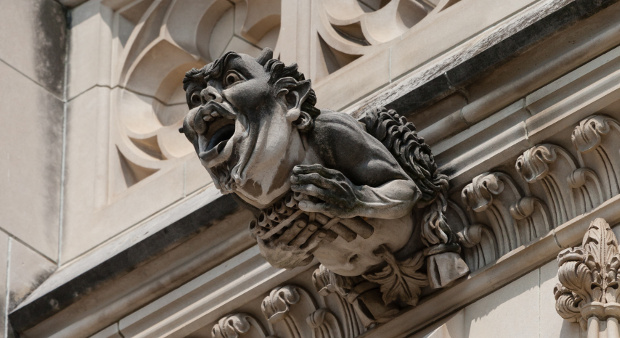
[{"left": 359, "top": 107, "right": 455, "bottom": 246}]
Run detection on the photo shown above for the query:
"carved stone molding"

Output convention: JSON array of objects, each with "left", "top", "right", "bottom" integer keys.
[
  {"left": 572, "top": 115, "right": 620, "bottom": 201},
  {"left": 213, "top": 284, "right": 356, "bottom": 338},
  {"left": 456, "top": 114, "right": 620, "bottom": 273},
  {"left": 212, "top": 313, "right": 269, "bottom": 338},
  {"left": 554, "top": 218, "right": 620, "bottom": 336},
  {"left": 460, "top": 172, "right": 551, "bottom": 267},
  {"left": 516, "top": 144, "right": 592, "bottom": 225}
]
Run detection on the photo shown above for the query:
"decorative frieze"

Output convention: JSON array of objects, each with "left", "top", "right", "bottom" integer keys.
[
  {"left": 213, "top": 284, "right": 360, "bottom": 338},
  {"left": 456, "top": 114, "right": 620, "bottom": 273}
]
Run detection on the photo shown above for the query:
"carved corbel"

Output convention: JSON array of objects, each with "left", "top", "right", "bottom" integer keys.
[
  {"left": 307, "top": 309, "right": 343, "bottom": 338},
  {"left": 461, "top": 172, "right": 521, "bottom": 256},
  {"left": 446, "top": 200, "right": 494, "bottom": 271},
  {"left": 461, "top": 172, "right": 551, "bottom": 260},
  {"left": 554, "top": 218, "right": 620, "bottom": 337},
  {"left": 261, "top": 285, "right": 337, "bottom": 338},
  {"left": 212, "top": 313, "right": 269, "bottom": 338},
  {"left": 572, "top": 115, "right": 620, "bottom": 201},
  {"left": 516, "top": 144, "right": 600, "bottom": 226}
]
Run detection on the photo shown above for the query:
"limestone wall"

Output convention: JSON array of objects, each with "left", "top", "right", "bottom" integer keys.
[{"left": 0, "top": 0, "right": 66, "bottom": 335}]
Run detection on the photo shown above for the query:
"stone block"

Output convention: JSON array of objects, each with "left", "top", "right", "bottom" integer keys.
[
  {"left": 0, "top": 232, "right": 9, "bottom": 336},
  {"left": 62, "top": 161, "right": 185, "bottom": 262},
  {"left": 62, "top": 87, "right": 185, "bottom": 262},
  {"left": 184, "top": 156, "right": 213, "bottom": 196},
  {"left": 0, "top": 0, "right": 66, "bottom": 97},
  {"left": 539, "top": 260, "right": 583, "bottom": 337},
  {"left": 208, "top": 5, "right": 235, "bottom": 59},
  {"left": 463, "top": 269, "right": 539, "bottom": 337},
  {"left": 390, "top": 0, "right": 536, "bottom": 81},
  {"left": 9, "top": 239, "right": 56, "bottom": 312},
  {"left": 314, "top": 48, "right": 390, "bottom": 111},
  {"left": 67, "top": 0, "right": 113, "bottom": 99},
  {"left": 0, "top": 61, "right": 62, "bottom": 261}
]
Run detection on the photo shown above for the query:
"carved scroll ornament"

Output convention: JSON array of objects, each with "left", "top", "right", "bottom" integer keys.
[{"left": 180, "top": 48, "right": 469, "bottom": 322}]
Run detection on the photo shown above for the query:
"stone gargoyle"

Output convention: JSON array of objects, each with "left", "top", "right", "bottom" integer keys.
[{"left": 180, "top": 48, "right": 469, "bottom": 324}]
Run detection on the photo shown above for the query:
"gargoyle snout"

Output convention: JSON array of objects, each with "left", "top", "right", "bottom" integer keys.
[{"left": 201, "top": 86, "right": 223, "bottom": 104}]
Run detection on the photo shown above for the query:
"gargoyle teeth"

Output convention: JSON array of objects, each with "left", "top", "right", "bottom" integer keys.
[{"left": 202, "top": 110, "right": 223, "bottom": 123}]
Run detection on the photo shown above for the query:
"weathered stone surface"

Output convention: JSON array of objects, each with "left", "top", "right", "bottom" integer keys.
[
  {"left": 0, "top": 60, "right": 62, "bottom": 261},
  {"left": 67, "top": 0, "right": 113, "bottom": 99},
  {"left": 353, "top": 0, "right": 620, "bottom": 124},
  {"left": 0, "top": 0, "right": 66, "bottom": 97},
  {"left": 0, "top": 232, "right": 9, "bottom": 337},
  {"left": 9, "top": 191, "right": 241, "bottom": 334},
  {"left": 8, "top": 240, "right": 55, "bottom": 312}
]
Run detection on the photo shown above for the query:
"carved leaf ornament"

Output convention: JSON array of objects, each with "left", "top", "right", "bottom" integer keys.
[
  {"left": 554, "top": 218, "right": 620, "bottom": 329},
  {"left": 363, "top": 246, "right": 428, "bottom": 306}
]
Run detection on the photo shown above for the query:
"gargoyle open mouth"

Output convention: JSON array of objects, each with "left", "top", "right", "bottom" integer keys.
[{"left": 196, "top": 103, "right": 237, "bottom": 164}]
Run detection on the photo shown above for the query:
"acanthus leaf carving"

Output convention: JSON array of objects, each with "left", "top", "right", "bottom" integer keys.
[
  {"left": 567, "top": 168, "right": 604, "bottom": 214},
  {"left": 554, "top": 218, "right": 620, "bottom": 331},
  {"left": 446, "top": 200, "right": 495, "bottom": 272},
  {"left": 509, "top": 196, "right": 552, "bottom": 244}
]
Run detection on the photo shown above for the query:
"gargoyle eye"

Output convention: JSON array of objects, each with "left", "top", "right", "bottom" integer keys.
[
  {"left": 224, "top": 71, "right": 244, "bottom": 88},
  {"left": 190, "top": 92, "right": 201, "bottom": 107}
]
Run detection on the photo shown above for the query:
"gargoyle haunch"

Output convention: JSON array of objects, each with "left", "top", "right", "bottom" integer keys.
[{"left": 180, "top": 48, "right": 469, "bottom": 319}]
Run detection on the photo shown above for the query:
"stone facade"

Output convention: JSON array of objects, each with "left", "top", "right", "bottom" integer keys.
[{"left": 4, "top": 0, "right": 620, "bottom": 337}]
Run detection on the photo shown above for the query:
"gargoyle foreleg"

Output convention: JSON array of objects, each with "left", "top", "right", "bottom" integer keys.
[{"left": 290, "top": 164, "right": 419, "bottom": 220}]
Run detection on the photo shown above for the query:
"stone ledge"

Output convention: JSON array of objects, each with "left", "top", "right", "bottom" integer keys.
[
  {"left": 349, "top": 0, "right": 620, "bottom": 119},
  {"left": 9, "top": 189, "right": 240, "bottom": 333}
]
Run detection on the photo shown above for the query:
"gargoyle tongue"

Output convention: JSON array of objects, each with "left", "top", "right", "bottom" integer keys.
[
  {"left": 207, "top": 124, "right": 235, "bottom": 152},
  {"left": 199, "top": 118, "right": 235, "bottom": 163}
]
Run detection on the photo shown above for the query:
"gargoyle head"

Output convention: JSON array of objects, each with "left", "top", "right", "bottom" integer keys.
[{"left": 181, "top": 48, "right": 320, "bottom": 208}]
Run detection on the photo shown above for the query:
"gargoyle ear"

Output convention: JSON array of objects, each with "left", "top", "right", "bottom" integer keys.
[
  {"left": 256, "top": 48, "right": 273, "bottom": 66},
  {"left": 274, "top": 78, "right": 311, "bottom": 122}
]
